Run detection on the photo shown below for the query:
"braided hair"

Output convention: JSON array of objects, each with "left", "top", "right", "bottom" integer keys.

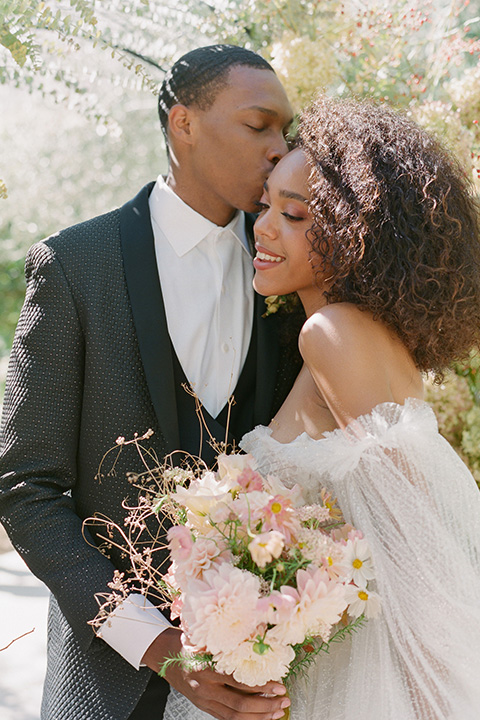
[{"left": 158, "top": 44, "right": 274, "bottom": 150}]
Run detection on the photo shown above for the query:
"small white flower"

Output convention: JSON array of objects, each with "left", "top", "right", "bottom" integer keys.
[
  {"left": 296, "top": 504, "right": 331, "bottom": 523},
  {"left": 296, "top": 527, "right": 333, "bottom": 566},
  {"left": 341, "top": 538, "right": 375, "bottom": 588},
  {"left": 345, "top": 584, "right": 381, "bottom": 619}
]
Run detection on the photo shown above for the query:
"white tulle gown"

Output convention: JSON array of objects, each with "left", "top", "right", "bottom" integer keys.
[{"left": 164, "top": 400, "right": 480, "bottom": 720}]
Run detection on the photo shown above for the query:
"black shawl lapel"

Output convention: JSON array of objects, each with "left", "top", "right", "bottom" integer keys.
[
  {"left": 253, "top": 293, "right": 280, "bottom": 425},
  {"left": 245, "top": 212, "right": 256, "bottom": 255},
  {"left": 119, "top": 183, "right": 180, "bottom": 450},
  {"left": 245, "top": 212, "right": 281, "bottom": 425}
]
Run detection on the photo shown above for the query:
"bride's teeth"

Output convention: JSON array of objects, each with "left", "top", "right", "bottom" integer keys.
[{"left": 256, "top": 251, "right": 284, "bottom": 262}]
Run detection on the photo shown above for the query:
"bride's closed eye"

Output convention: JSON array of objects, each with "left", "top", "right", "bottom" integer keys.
[
  {"left": 281, "top": 211, "right": 305, "bottom": 222},
  {"left": 256, "top": 202, "right": 306, "bottom": 224},
  {"left": 245, "top": 124, "right": 266, "bottom": 132}
]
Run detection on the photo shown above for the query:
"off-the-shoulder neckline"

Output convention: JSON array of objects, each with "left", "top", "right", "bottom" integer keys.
[{"left": 247, "top": 398, "right": 432, "bottom": 447}]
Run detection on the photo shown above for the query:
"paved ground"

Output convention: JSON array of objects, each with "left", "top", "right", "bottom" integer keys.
[
  {"left": 0, "top": 522, "right": 13, "bottom": 553},
  {"left": 0, "top": 526, "right": 48, "bottom": 720}
]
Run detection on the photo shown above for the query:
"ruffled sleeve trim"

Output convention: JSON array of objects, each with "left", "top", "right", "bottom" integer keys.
[{"left": 241, "top": 399, "right": 439, "bottom": 480}]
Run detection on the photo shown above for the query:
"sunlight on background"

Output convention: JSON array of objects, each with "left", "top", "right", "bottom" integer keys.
[{"left": 0, "top": 80, "right": 168, "bottom": 386}]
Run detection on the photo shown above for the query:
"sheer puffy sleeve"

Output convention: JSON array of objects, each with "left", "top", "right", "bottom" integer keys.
[{"left": 311, "top": 400, "right": 480, "bottom": 719}]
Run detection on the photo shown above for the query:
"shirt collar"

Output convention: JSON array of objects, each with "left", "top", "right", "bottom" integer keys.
[{"left": 149, "top": 175, "right": 249, "bottom": 257}]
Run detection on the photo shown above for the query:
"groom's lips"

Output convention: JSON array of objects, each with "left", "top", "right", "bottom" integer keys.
[{"left": 253, "top": 243, "right": 286, "bottom": 270}]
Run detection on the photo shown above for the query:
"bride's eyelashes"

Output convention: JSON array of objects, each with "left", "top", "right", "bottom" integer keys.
[
  {"left": 256, "top": 201, "right": 305, "bottom": 222},
  {"left": 282, "top": 211, "right": 305, "bottom": 222},
  {"left": 245, "top": 124, "right": 266, "bottom": 132}
]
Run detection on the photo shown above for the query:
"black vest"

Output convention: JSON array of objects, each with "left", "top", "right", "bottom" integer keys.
[{"left": 171, "top": 311, "right": 258, "bottom": 467}]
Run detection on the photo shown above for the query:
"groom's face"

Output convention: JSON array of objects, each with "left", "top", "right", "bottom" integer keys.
[{"left": 188, "top": 66, "right": 293, "bottom": 223}]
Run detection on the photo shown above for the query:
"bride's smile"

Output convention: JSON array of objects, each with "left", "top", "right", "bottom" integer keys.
[
  {"left": 253, "top": 148, "right": 327, "bottom": 311},
  {"left": 254, "top": 245, "right": 286, "bottom": 264}
]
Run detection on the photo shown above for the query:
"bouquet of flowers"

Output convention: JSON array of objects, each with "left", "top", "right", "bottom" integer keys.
[{"left": 155, "top": 451, "right": 381, "bottom": 686}]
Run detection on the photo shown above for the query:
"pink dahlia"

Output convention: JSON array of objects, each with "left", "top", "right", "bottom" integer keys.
[
  {"left": 181, "top": 564, "right": 261, "bottom": 655},
  {"left": 214, "top": 632, "right": 295, "bottom": 686},
  {"left": 269, "top": 565, "right": 347, "bottom": 645}
]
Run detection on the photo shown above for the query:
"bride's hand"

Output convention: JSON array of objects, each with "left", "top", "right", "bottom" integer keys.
[{"left": 142, "top": 627, "right": 290, "bottom": 720}]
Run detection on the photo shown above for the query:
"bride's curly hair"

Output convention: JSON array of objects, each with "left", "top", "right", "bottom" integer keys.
[{"left": 298, "top": 96, "right": 480, "bottom": 377}]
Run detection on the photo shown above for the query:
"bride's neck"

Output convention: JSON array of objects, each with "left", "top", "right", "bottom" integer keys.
[{"left": 298, "top": 285, "right": 329, "bottom": 318}]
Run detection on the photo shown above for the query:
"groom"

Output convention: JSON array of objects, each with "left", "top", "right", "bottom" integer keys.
[{"left": 0, "top": 45, "right": 298, "bottom": 719}]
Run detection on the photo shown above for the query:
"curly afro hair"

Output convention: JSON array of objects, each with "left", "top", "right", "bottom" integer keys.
[{"left": 298, "top": 96, "right": 480, "bottom": 378}]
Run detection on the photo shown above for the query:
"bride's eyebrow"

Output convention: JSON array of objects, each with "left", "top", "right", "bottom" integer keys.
[
  {"left": 263, "top": 182, "right": 308, "bottom": 203},
  {"left": 279, "top": 189, "right": 308, "bottom": 202}
]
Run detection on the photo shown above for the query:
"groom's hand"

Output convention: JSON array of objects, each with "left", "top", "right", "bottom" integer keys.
[{"left": 142, "top": 628, "right": 290, "bottom": 720}]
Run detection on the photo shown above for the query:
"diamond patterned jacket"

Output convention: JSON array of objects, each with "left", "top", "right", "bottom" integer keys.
[{"left": 0, "top": 183, "right": 301, "bottom": 719}]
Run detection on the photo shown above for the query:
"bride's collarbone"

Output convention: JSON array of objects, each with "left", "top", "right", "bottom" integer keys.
[
  {"left": 269, "top": 368, "right": 338, "bottom": 443},
  {"left": 269, "top": 346, "right": 423, "bottom": 443}
]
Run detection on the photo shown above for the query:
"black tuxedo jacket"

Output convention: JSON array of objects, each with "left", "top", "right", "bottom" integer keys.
[{"left": 0, "top": 183, "right": 301, "bottom": 719}]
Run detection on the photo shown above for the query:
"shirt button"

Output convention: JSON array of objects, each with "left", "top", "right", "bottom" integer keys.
[{"left": 222, "top": 343, "right": 229, "bottom": 353}]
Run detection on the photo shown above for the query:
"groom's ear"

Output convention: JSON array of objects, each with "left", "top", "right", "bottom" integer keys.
[{"left": 168, "top": 104, "right": 195, "bottom": 147}]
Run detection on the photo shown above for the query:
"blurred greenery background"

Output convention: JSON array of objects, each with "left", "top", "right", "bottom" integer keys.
[{"left": 1, "top": 0, "right": 480, "bottom": 480}]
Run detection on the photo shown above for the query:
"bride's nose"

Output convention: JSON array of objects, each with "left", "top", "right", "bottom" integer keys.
[{"left": 254, "top": 211, "right": 277, "bottom": 242}]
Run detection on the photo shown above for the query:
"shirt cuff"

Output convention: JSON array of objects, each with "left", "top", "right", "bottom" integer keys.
[{"left": 97, "top": 592, "right": 172, "bottom": 669}]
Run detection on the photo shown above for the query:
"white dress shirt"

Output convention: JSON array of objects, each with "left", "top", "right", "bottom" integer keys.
[
  {"left": 151, "top": 175, "right": 254, "bottom": 417},
  {"left": 98, "top": 176, "right": 254, "bottom": 668}
]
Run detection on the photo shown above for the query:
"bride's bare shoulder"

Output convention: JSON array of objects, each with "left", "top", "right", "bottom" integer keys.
[
  {"left": 298, "top": 303, "right": 412, "bottom": 425},
  {"left": 299, "top": 302, "right": 379, "bottom": 361},
  {"left": 298, "top": 301, "right": 423, "bottom": 420}
]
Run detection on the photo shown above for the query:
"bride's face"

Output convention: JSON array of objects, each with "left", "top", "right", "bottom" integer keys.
[{"left": 253, "top": 148, "right": 319, "bottom": 301}]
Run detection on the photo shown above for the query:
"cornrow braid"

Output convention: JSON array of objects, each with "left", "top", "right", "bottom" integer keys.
[{"left": 158, "top": 44, "right": 273, "bottom": 149}]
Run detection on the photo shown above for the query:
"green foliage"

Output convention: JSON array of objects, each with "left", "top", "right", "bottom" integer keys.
[
  {"left": 2, "top": 2, "right": 480, "bottom": 163},
  {"left": 0, "top": 237, "right": 25, "bottom": 397},
  {"left": 453, "top": 352, "right": 480, "bottom": 404},
  {"left": 0, "top": 248, "right": 25, "bottom": 357},
  {"left": 0, "top": 82, "right": 166, "bottom": 368},
  {"left": 193, "top": 1, "right": 480, "bottom": 189},
  {"left": 1, "top": 1, "right": 101, "bottom": 83},
  {"left": 425, "top": 369, "right": 480, "bottom": 487},
  {"left": 286, "top": 615, "right": 366, "bottom": 684},
  {"left": 157, "top": 649, "right": 216, "bottom": 678},
  {"left": 0, "top": 0, "right": 164, "bottom": 131}
]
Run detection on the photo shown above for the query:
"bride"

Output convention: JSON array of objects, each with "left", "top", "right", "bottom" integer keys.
[{"left": 165, "top": 97, "right": 480, "bottom": 719}]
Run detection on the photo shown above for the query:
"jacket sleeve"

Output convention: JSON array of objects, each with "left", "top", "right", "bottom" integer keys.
[{"left": 0, "top": 240, "right": 119, "bottom": 653}]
